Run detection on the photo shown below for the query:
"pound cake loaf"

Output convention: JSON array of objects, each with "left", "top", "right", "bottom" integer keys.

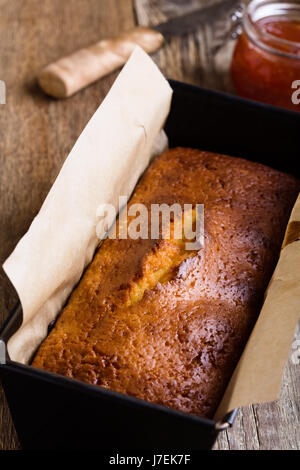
[{"left": 32, "top": 148, "right": 299, "bottom": 418}]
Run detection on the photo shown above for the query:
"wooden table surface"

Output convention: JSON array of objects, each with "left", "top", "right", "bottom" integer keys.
[{"left": 0, "top": 0, "right": 299, "bottom": 451}]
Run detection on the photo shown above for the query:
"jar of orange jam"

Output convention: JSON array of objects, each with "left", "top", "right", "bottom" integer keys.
[{"left": 231, "top": 0, "right": 300, "bottom": 111}]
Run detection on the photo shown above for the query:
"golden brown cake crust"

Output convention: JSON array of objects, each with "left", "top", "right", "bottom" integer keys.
[{"left": 32, "top": 148, "right": 300, "bottom": 418}]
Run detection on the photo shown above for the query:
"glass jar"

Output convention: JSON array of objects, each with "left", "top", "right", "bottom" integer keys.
[{"left": 231, "top": 0, "right": 300, "bottom": 111}]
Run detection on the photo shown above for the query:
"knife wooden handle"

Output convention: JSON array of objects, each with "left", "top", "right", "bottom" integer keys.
[{"left": 38, "top": 26, "right": 164, "bottom": 98}]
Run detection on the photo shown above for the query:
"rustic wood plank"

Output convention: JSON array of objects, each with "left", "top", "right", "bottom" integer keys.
[
  {"left": 0, "top": 0, "right": 135, "bottom": 450},
  {"left": 134, "top": 0, "right": 300, "bottom": 451},
  {"left": 134, "top": 0, "right": 236, "bottom": 92}
]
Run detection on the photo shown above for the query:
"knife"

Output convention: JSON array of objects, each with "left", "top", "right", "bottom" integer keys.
[{"left": 38, "top": 0, "right": 240, "bottom": 98}]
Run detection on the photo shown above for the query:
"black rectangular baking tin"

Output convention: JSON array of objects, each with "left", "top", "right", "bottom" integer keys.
[{"left": 1, "top": 80, "right": 299, "bottom": 450}]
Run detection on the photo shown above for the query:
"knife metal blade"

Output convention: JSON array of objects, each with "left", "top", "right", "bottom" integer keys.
[{"left": 153, "top": 0, "right": 240, "bottom": 40}]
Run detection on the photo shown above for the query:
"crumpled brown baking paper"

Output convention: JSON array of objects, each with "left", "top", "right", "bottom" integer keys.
[
  {"left": 3, "top": 46, "right": 172, "bottom": 364},
  {"left": 215, "top": 193, "right": 300, "bottom": 420}
]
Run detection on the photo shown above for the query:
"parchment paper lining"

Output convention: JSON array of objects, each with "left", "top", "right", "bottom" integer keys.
[
  {"left": 2, "top": 47, "right": 300, "bottom": 416},
  {"left": 3, "top": 47, "right": 172, "bottom": 365}
]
